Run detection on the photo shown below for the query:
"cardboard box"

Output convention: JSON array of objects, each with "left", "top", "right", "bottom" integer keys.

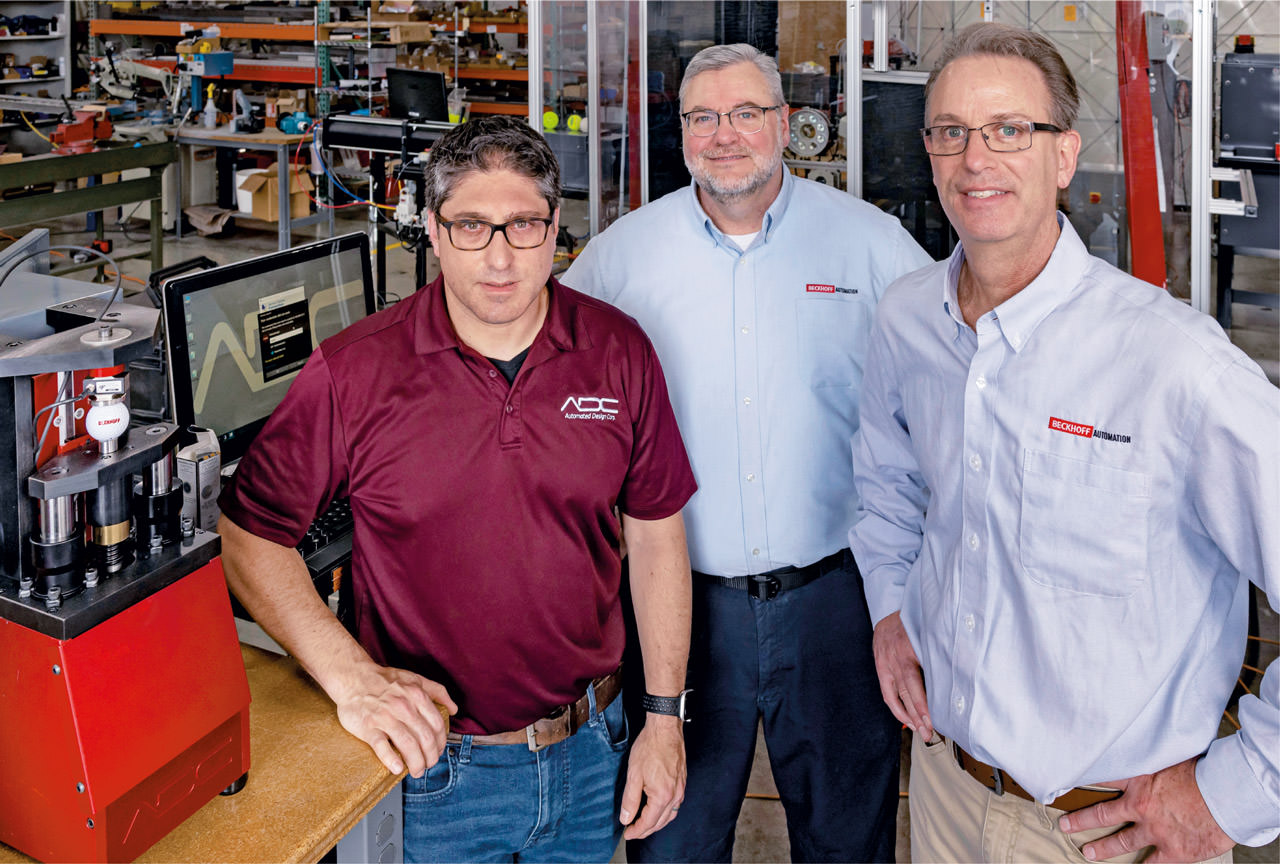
[
  {"left": 0, "top": 153, "right": 21, "bottom": 165},
  {"left": 376, "top": 0, "right": 431, "bottom": 19},
  {"left": 236, "top": 166, "right": 313, "bottom": 222},
  {"left": 177, "top": 428, "right": 221, "bottom": 532}
]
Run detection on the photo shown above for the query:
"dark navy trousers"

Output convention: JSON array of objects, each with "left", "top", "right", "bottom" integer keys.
[{"left": 623, "top": 552, "right": 900, "bottom": 863}]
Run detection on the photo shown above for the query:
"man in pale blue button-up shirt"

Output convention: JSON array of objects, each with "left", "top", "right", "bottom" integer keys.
[
  {"left": 566, "top": 43, "right": 931, "bottom": 863},
  {"left": 851, "top": 22, "right": 1279, "bottom": 863}
]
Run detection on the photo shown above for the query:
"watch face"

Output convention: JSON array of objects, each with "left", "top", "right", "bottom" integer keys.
[{"left": 676, "top": 690, "right": 691, "bottom": 722}]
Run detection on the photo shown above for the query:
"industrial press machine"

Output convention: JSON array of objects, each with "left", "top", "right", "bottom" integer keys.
[{"left": 0, "top": 231, "right": 249, "bottom": 863}]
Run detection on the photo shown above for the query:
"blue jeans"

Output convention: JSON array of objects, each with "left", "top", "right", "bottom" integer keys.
[
  {"left": 403, "top": 687, "right": 628, "bottom": 863},
  {"left": 625, "top": 553, "right": 900, "bottom": 863}
]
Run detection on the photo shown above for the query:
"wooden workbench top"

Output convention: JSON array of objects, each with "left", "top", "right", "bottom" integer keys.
[
  {"left": 172, "top": 125, "right": 308, "bottom": 145},
  {"left": 0, "top": 645, "right": 403, "bottom": 864}
]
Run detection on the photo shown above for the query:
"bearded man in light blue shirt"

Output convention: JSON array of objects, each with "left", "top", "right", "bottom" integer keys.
[
  {"left": 566, "top": 43, "right": 931, "bottom": 863},
  {"left": 851, "top": 22, "right": 1279, "bottom": 863}
]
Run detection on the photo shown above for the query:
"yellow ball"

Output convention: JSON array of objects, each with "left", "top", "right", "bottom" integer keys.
[
  {"left": 566, "top": 114, "right": 582, "bottom": 133},
  {"left": 542, "top": 111, "right": 559, "bottom": 131}
]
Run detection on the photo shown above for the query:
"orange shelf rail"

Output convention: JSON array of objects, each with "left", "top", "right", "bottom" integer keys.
[
  {"left": 90, "top": 19, "right": 315, "bottom": 41},
  {"left": 456, "top": 66, "right": 528, "bottom": 82},
  {"left": 469, "top": 102, "right": 529, "bottom": 116},
  {"left": 117, "top": 56, "right": 318, "bottom": 86}
]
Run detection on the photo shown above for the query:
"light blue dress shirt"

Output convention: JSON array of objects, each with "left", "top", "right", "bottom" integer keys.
[
  {"left": 565, "top": 172, "right": 932, "bottom": 575},
  {"left": 850, "top": 215, "right": 1280, "bottom": 846}
]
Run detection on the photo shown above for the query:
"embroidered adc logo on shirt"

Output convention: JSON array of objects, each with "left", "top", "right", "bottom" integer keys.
[
  {"left": 561, "top": 396, "right": 619, "bottom": 421},
  {"left": 1048, "top": 416, "right": 1132, "bottom": 444},
  {"left": 806, "top": 283, "right": 859, "bottom": 295}
]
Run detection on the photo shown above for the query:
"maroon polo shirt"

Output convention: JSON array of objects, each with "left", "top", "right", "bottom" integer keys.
[{"left": 219, "top": 275, "right": 696, "bottom": 734}]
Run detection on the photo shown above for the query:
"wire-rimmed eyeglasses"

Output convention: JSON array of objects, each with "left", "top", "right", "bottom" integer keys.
[
  {"left": 921, "top": 120, "right": 1063, "bottom": 156},
  {"left": 681, "top": 105, "right": 782, "bottom": 137},
  {"left": 435, "top": 216, "right": 554, "bottom": 251}
]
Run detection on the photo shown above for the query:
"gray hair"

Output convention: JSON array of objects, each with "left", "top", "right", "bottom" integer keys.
[
  {"left": 679, "top": 43, "right": 785, "bottom": 111},
  {"left": 423, "top": 116, "right": 561, "bottom": 215},
  {"left": 925, "top": 22, "right": 1079, "bottom": 130}
]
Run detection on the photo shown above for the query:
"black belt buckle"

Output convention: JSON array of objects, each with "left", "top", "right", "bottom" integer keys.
[{"left": 748, "top": 573, "right": 781, "bottom": 600}]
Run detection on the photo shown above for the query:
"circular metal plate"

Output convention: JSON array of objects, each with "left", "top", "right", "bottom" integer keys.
[{"left": 788, "top": 108, "right": 831, "bottom": 156}]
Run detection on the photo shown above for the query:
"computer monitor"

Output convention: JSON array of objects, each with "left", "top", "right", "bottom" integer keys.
[
  {"left": 162, "top": 232, "right": 375, "bottom": 464},
  {"left": 386, "top": 67, "right": 449, "bottom": 122}
]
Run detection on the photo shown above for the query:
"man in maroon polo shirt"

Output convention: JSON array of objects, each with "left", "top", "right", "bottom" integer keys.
[{"left": 217, "top": 116, "right": 697, "bottom": 863}]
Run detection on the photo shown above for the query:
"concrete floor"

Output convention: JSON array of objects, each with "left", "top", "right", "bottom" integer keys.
[{"left": 12, "top": 203, "right": 1278, "bottom": 863}]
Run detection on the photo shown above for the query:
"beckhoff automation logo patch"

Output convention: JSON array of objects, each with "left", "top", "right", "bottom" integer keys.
[
  {"left": 806, "top": 283, "right": 859, "bottom": 296},
  {"left": 561, "top": 395, "right": 619, "bottom": 421},
  {"left": 1048, "top": 416, "right": 1132, "bottom": 444}
]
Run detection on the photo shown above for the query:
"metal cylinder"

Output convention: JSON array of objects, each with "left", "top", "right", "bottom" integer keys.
[
  {"left": 142, "top": 451, "right": 174, "bottom": 495},
  {"left": 86, "top": 476, "right": 133, "bottom": 574},
  {"left": 98, "top": 436, "right": 119, "bottom": 456},
  {"left": 37, "top": 495, "right": 77, "bottom": 544}
]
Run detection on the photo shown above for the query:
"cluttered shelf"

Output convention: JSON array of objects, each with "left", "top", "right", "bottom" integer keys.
[
  {"left": 319, "top": 19, "right": 527, "bottom": 43},
  {"left": 0, "top": 33, "right": 64, "bottom": 42},
  {"left": 0, "top": 75, "right": 61, "bottom": 86}
]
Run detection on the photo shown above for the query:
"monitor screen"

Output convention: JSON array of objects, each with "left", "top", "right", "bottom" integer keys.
[
  {"left": 162, "top": 232, "right": 375, "bottom": 464},
  {"left": 386, "top": 67, "right": 449, "bottom": 122}
]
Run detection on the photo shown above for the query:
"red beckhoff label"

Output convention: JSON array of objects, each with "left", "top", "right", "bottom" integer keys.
[
  {"left": 806, "top": 284, "right": 836, "bottom": 293},
  {"left": 1048, "top": 416, "right": 1094, "bottom": 438}
]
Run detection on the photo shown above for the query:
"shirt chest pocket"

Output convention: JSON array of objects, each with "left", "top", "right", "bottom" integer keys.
[
  {"left": 794, "top": 296, "right": 871, "bottom": 388},
  {"left": 1019, "top": 449, "right": 1151, "bottom": 598}
]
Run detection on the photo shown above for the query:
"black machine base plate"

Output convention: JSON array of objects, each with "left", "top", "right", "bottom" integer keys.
[{"left": 0, "top": 530, "right": 220, "bottom": 640}]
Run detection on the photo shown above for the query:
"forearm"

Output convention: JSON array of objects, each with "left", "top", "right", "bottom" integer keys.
[
  {"left": 1197, "top": 660, "right": 1280, "bottom": 846},
  {"left": 622, "top": 512, "right": 691, "bottom": 699},
  {"left": 617, "top": 511, "right": 690, "bottom": 837},
  {"left": 219, "top": 514, "right": 378, "bottom": 702}
]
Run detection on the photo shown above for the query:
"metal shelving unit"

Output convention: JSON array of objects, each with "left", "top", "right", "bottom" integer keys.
[{"left": 0, "top": 2, "right": 70, "bottom": 102}]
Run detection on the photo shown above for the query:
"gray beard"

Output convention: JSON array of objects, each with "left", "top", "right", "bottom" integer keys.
[{"left": 685, "top": 151, "right": 781, "bottom": 203}]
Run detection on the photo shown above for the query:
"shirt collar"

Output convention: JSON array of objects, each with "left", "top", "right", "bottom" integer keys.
[
  {"left": 941, "top": 213, "right": 1092, "bottom": 352},
  {"left": 687, "top": 167, "right": 793, "bottom": 252},
  {"left": 412, "top": 273, "right": 581, "bottom": 357}
]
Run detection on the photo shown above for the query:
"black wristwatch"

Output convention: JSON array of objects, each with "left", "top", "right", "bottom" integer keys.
[{"left": 642, "top": 689, "right": 692, "bottom": 722}]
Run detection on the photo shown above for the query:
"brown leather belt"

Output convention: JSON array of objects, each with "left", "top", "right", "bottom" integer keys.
[
  {"left": 446, "top": 666, "right": 622, "bottom": 752},
  {"left": 952, "top": 742, "right": 1121, "bottom": 813}
]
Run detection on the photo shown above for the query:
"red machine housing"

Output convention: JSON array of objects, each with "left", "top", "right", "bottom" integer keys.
[{"left": 0, "top": 558, "right": 250, "bottom": 863}]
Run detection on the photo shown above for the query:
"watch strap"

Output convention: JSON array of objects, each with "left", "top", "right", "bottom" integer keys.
[{"left": 642, "top": 689, "right": 691, "bottom": 720}]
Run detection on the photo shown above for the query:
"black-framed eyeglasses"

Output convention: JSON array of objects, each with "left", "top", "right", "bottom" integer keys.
[
  {"left": 680, "top": 105, "right": 782, "bottom": 137},
  {"left": 921, "top": 120, "right": 1063, "bottom": 155},
  {"left": 435, "top": 215, "right": 554, "bottom": 251}
]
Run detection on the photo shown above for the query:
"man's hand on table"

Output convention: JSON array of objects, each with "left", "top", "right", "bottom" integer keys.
[{"left": 332, "top": 662, "right": 457, "bottom": 777}]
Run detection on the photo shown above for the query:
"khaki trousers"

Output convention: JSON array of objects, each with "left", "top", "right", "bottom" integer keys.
[{"left": 908, "top": 733, "right": 1233, "bottom": 864}]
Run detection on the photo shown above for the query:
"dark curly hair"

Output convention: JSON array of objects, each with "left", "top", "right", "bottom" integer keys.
[{"left": 424, "top": 116, "right": 561, "bottom": 216}]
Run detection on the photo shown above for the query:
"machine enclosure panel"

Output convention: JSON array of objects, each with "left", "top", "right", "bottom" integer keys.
[{"left": 0, "top": 558, "right": 251, "bottom": 862}]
